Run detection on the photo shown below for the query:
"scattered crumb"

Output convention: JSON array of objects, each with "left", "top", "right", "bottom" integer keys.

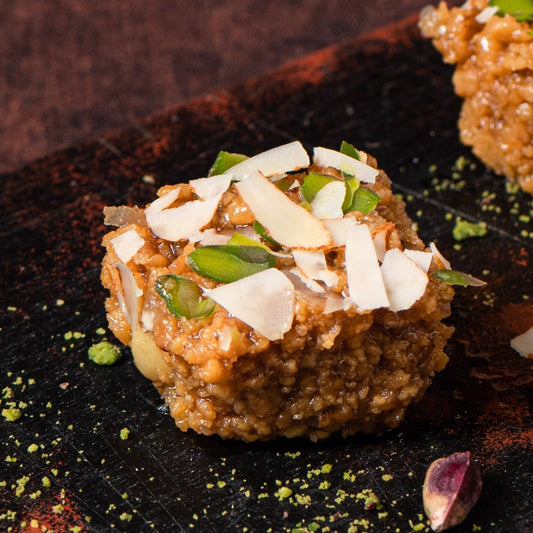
[{"left": 88, "top": 341, "right": 122, "bottom": 365}]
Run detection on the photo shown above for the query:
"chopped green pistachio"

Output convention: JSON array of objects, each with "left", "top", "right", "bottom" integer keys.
[
  {"left": 433, "top": 270, "right": 487, "bottom": 287},
  {"left": 452, "top": 218, "right": 487, "bottom": 241},
  {"left": 88, "top": 341, "right": 122, "bottom": 366},
  {"left": 155, "top": 274, "right": 215, "bottom": 319},
  {"left": 187, "top": 245, "right": 276, "bottom": 283},
  {"left": 2, "top": 408, "right": 21, "bottom": 422},
  {"left": 321, "top": 464, "right": 333, "bottom": 474},
  {"left": 340, "top": 140, "right": 361, "bottom": 161},
  {"left": 490, "top": 0, "right": 533, "bottom": 21},
  {"left": 275, "top": 486, "right": 293, "bottom": 501},
  {"left": 120, "top": 427, "right": 130, "bottom": 440},
  {"left": 208, "top": 150, "right": 248, "bottom": 176},
  {"left": 15, "top": 476, "right": 30, "bottom": 497}
]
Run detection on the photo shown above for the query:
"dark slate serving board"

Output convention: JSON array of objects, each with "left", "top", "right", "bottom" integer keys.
[{"left": 1, "top": 15, "right": 532, "bottom": 533}]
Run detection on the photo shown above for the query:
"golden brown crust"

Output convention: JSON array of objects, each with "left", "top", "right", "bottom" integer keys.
[
  {"left": 420, "top": 0, "right": 533, "bottom": 193},
  {"left": 101, "top": 154, "right": 454, "bottom": 441}
]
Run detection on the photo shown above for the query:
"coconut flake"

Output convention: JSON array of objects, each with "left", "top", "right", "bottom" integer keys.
[
  {"left": 310, "top": 180, "right": 346, "bottom": 219},
  {"left": 189, "top": 174, "right": 233, "bottom": 200},
  {"left": 345, "top": 224, "right": 390, "bottom": 310},
  {"left": 235, "top": 171, "right": 333, "bottom": 250},
  {"left": 115, "top": 263, "right": 142, "bottom": 329},
  {"left": 224, "top": 141, "right": 310, "bottom": 180},
  {"left": 146, "top": 192, "right": 223, "bottom": 241},
  {"left": 110, "top": 229, "right": 145, "bottom": 264},
  {"left": 206, "top": 268, "right": 295, "bottom": 341},
  {"left": 381, "top": 249, "right": 428, "bottom": 312},
  {"left": 404, "top": 249, "right": 433, "bottom": 273},
  {"left": 429, "top": 242, "right": 452, "bottom": 270},
  {"left": 313, "top": 146, "right": 378, "bottom": 184},
  {"left": 510, "top": 327, "right": 533, "bottom": 359}
]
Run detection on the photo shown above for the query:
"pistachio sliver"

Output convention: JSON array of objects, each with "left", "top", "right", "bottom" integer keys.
[
  {"left": 345, "top": 186, "right": 381, "bottom": 214},
  {"left": 208, "top": 150, "right": 248, "bottom": 176},
  {"left": 187, "top": 245, "right": 276, "bottom": 283},
  {"left": 155, "top": 274, "right": 215, "bottom": 319},
  {"left": 342, "top": 176, "right": 360, "bottom": 213},
  {"left": 489, "top": 0, "right": 533, "bottom": 21},
  {"left": 253, "top": 220, "right": 282, "bottom": 247},
  {"left": 432, "top": 269, "right": 486, "bottom": 287},
  {"left": 300, "top": 172, "right": 338, "bottom": 203},
  {"left": 228, "top": 232, "right": 270, "bottom": 251},
  {"left": 340, "top": 140, "right": 361, "bottom": 161}
]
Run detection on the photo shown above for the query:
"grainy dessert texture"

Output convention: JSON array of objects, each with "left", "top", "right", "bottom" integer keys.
[
  {"left": 101, "top": 142, "right": 455, "bottom": 441},
  {"left": 420, "top": 0, "right": 533, "bottom": 194}
]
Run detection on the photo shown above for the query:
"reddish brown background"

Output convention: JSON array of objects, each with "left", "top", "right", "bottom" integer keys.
[{"left": 1, "top": 0, "right": 447, "bottom": 173}]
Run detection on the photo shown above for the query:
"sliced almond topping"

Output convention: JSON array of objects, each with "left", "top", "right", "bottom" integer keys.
[
  {"left": 429, "top": 242, "right": 452, "bottom": 270},
  {"left": 188, "top": 228, "right": 231, "bottom": 246},
  {"left": 345, "top": 223, "right": 390, "bottom": 310},
  {"left": 145, "top": 186, "right": 182, "bottom": 215},
  {"left": 381, "top": 249, "right": 428, "bottom": 312},
  {"left": 292, "top": 249, "right": 326, "bottom": 278},
  {"left": 115, "top": 263, "right": 143, "bottom": 329},
  {"left": 292, "top": 249, "right": 338, "bottom": 287},
  {"left": 323, "top": 218, "right": 356, "bottom": 247},
  {"left": 373, "top": 232, "right": 386, "bottom": 263},
  {"left": 310, "top": 180, "right": 346, "bottom": 219},
  {"left": 235, "top": 171, "right": 333, "bottom": 250},
  {"left": 206, "top": 268, "right": 295, "bottom": 341},
  {"left": 404, "top": 249, "right": 433, "bottom": 273},
  {"left": 110, "top": 229, "right": 145, "bottom": 264},
  {"left": 475, "top": 5, "right": 498, "bottom": 23},
  {"left": 224, "top": 141, "right": 310, "bottom": 180},
  {"left": 289, "top": 267, "right": 326, "bottom": 294},
  {"left": 510, "top": 327, "right": 533, "bottom": 359},
  {"left": 323, "top": 293, "right": 353, "bottom": 315},
  {"left": 146, "top": 192, "right": 223, "bottom": 241},
  {"left": 313, "top": 146, "right": 378, "bottom": 183},
  {"left": 189, "top": 174, "right": 233, "bottom": 200}
]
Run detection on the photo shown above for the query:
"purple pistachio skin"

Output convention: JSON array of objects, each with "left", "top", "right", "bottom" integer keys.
[{"left": 423, "top": 451, "right": 482, "bottom": 532}]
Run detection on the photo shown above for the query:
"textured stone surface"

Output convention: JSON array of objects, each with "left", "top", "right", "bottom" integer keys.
[{"left": 1, "top": 0, "right": 441, "bottom": 172}]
